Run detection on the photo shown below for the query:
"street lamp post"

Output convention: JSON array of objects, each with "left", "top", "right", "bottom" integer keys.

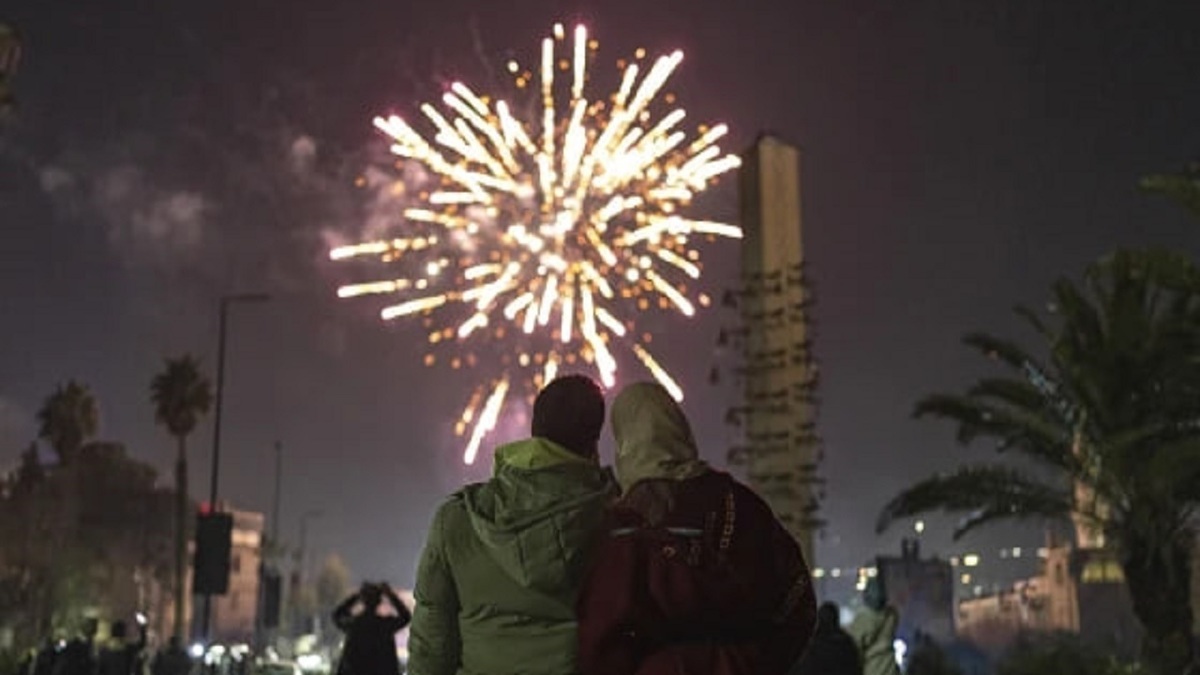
[{"left": 200, "top": 292, "right": 270, "bottom": 642}]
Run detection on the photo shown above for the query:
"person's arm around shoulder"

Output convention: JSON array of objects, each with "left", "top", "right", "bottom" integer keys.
[
  {"left": 577, "top": 510, "right": 646, "bottom": 675},
  {"left": 731, "top": 479, "right": 818, "bottom": 673},
  {"left": 407, "top": 501, "right": 462, "bottom": 675}
]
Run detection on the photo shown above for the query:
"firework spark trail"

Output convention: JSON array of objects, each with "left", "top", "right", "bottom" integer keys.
[{"left": 332, "top": 22, "right": 742, "bottom": 463}]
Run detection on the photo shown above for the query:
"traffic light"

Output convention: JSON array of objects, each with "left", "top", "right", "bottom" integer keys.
[{"left": 193, "top": 512, "right": 233, "bottom": 595}]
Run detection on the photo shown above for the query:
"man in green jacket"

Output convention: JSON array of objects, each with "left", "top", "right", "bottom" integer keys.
[{"left": 408, "top": 375, "right": 618, "bottom": 675}]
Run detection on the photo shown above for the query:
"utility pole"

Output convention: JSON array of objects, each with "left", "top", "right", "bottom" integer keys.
[{"left": 200, "top": 292, "right": 270, "bottom": 642}]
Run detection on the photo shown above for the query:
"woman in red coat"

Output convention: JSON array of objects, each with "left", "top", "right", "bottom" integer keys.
[{"left": 578, "top": 382, "right": 817, "bottom": 675}]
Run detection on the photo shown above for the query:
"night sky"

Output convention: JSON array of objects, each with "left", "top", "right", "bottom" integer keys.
[{"left": 3, "top": 0, "right": 1199, "bottom": 594}]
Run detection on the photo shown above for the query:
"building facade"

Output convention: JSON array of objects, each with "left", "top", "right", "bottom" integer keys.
[
  {"left": 206, "top": 509, "right": 265, "bottom": 643},
  {"left": 956, "top": 544, "right": 1141, "bottom": 658},
  {"left": 876, "top": 540, "right": 956, "bottom": 647}
]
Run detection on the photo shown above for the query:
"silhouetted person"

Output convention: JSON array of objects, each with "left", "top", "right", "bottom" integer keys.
[
  {"left": 151, "top": 637, "right": 192, "bottom": 675},
  {"left": 848, "top": 580, "right": 901, "bottom": 675},
  {"left": 55, "top": 618, "right": 99, "bottom": 675},
  {"left": 791, "top": 603, "right": 863, "bottom": 675},
  {"left": 97, "top": 620, "right": 146, "bottom": 675},
  {"left": 333, "top": 582, "right": 410, "bottom": 675},
  {"left": 905, "top": 631, "right": 961, "bottom": 675},
  {"left": 35, "top": 637, "right": 62, "bottom": 675}
]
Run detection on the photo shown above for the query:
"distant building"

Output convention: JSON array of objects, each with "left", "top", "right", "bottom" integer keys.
[
  {"left": 956, "top": 447, "right": 1192, "bottom": 655},
  {"left": 876, "top": 540, "right": 956, "bottom": 646},
  {"left": 956, "top": 542, "right": 1140, "bottom": 658}
]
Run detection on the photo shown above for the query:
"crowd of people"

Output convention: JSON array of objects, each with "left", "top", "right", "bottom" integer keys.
[
  {"left": 16, "top": 618, "right": 193, "bottom": 675},
  {"left": 21, "top": 375, "right": 894, "bottom": 675},
  {"left": 333, "top": 376, "right": 889, "bottom": 675}
]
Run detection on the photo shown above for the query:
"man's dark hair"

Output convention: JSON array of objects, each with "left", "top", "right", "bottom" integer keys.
[{"left": 531, "top": 375, "right": 605, "bottom": 457}]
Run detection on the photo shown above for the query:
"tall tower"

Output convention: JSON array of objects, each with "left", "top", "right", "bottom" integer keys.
[{"left": 735, "top": 135, "right": 821, "bottom": 560}]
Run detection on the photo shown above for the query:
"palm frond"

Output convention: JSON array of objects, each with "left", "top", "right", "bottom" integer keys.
[
  {"left": 1013, "top": 304, "right": 1051, "bottom": 339},
  {"left": 876, "top": 465, "right": 1071, "bottom": 539},
  {"left": 1139, "top": 166, "right": 1200, "bottom": 220},
  {"left": 962, "top": 332, "right": 1042, "bottom": 373},
  {"left": 961, "top": 332, "right": 1072, "bottom": 416},
  {"left": 914, "top": 391, "right": 1077, "bottom": 472},
  {"left": 1147, "top": 437, "right": 1200, "bottom": 504},
  {"left": 1051, "top": 278, "right": 1105, "bottom": 356}
]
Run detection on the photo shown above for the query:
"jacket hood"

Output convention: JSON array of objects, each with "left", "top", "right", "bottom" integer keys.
[
  {"left": 611, "top": 382, "right": 709, "bottom": 492},
  {"left": 459, "top": 437, "right": 616, "bottom": 595}
]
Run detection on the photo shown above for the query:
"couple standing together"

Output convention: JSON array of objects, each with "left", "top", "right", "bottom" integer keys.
[{"left": 408, "top": 376, "right": 817, "bottom": 675}]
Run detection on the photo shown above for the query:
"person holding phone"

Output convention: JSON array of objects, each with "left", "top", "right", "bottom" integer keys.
[
  {"left": 97, "top": 618, "right": 147, "bottom": 675},
  {"left": 332, "top": 582, "right": 411, "bottom": 675}
]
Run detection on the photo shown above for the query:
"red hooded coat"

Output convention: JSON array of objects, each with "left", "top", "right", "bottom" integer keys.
[{"left": 577, "top": 383, "right": 816, "bottom": 675}]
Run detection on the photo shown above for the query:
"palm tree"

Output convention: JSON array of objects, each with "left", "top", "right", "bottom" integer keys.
[
  {"left": 151, "top": 355, "right": 213, "bottom": 640},
  {"left": 876, "top": 249, "right": 1200, "bottom": 675},
  {"left": 1141, "top": 162, "right": 1200, "bottom": 221},
  {"left": 36, "top": 380, "right": 99, "bottom": 464}
]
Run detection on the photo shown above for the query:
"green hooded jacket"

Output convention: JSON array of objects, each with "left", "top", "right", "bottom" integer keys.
[{"left": 408, "top": 437, "right": 618, "bottom": 675}]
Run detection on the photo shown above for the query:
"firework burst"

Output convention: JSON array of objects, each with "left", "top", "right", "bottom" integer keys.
[{"left": 332, "top": 22, "right": 742, "bottom": 463}]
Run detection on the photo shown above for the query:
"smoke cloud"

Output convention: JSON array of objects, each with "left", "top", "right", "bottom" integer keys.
[
  {"left": 36, "top": 158, "right": 213, "bottom": 270},
  {"left": 91, "top": 166, "right": 210, "bottom": 262}
]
